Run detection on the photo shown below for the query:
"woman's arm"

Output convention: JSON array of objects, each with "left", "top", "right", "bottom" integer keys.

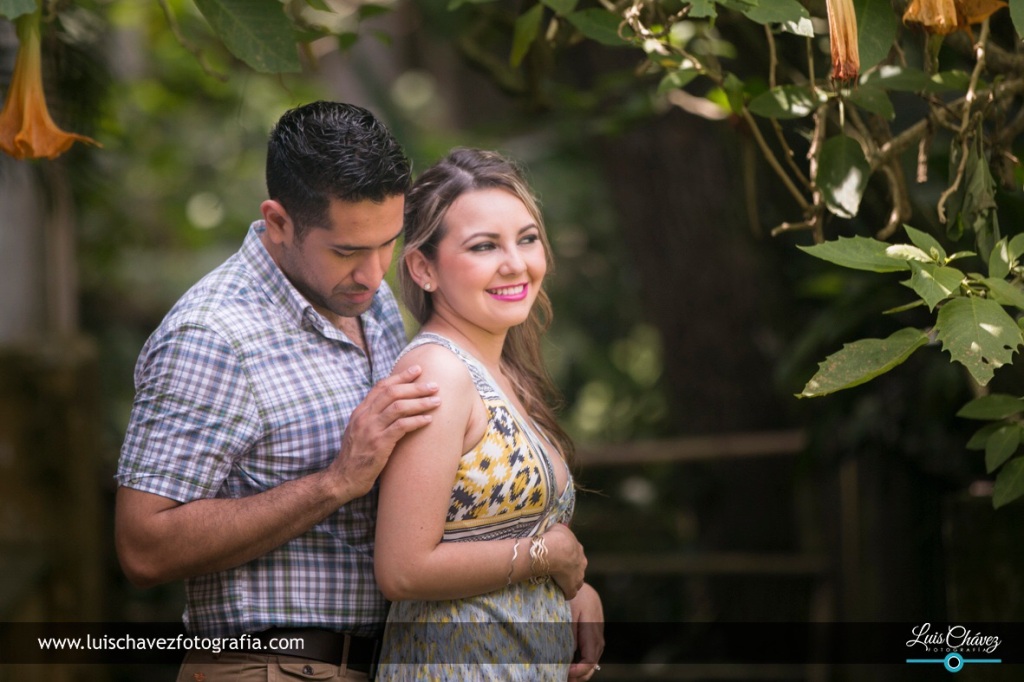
[
  {"left": 568, "top": 583, "right": 605, "bottom": 681},
  {"left": 374, "top": 346, "right": 586, "bottom": 601}
]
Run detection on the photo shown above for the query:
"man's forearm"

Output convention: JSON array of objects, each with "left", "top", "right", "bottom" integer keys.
[{"left": 115, "top": 468, "right": 358, "bottom": 587}]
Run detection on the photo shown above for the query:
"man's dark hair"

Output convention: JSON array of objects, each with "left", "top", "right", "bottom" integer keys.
[{"left": 266, "top": 101, "right": 411, "bottom": 238}]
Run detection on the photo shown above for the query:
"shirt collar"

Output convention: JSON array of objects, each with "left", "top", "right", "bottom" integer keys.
[{"left": 241, "top": 220, "right": 392, "bottom": 341}]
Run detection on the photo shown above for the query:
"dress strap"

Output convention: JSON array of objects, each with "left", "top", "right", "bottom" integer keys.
[{"left": 396, "top": 332, "right": 494, "bottom": 396}]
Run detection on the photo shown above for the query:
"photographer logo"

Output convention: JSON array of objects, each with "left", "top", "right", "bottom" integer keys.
[{"left": 905, "top": 623, "right": 1002, "bottom": 673}]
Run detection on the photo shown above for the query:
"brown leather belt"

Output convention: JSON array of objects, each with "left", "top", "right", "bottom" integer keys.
[{"left": 254, "top": 627, "right": 380, "bottom": 673}]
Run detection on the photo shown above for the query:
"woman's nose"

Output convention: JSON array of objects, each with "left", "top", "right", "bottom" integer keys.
[{"left": 499, "top": 247, "right": 526, "bottom": 275}]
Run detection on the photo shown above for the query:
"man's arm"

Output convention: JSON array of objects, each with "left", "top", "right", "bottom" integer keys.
[{"left": 116, "top": 364, "right": 439, "bottom": 587}]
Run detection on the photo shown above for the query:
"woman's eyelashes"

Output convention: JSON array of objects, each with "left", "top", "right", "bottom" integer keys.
[{"left": 467, "top": 232, "right": 540, "bottom": 253}]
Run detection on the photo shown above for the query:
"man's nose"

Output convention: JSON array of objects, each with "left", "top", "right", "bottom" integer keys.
[{"left": 353, "top": 253, "right": 386, "bottom": 289}]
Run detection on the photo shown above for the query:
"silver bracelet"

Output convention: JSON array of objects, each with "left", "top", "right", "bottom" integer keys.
[{"left": 507, "top": 539, "right": 521, "bottom": 586}]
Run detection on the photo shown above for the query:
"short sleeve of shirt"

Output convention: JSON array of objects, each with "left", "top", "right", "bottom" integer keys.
[{"left": 116, "top": 322, "right": 262, "bottom": 502}]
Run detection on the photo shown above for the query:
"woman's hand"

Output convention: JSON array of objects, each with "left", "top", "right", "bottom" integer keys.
[
  {"left": 541, "top": 523, "right": 587, "bottom": 599},
  {"left": 568, "top": 583, "right": 605, "bottom": 681}
]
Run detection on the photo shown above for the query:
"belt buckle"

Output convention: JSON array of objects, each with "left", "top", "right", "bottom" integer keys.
[{"left": 344, "top": 633, "right": 380, "bottom": 676}]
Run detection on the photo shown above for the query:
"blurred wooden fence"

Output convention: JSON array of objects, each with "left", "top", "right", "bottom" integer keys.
[{"left": 575, "top": 430, "right": 835, "bottom": 681}]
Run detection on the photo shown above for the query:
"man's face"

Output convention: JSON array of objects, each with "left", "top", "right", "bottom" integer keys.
[{"left": 273, "top": 195, "right": 405, "bottom": 321}]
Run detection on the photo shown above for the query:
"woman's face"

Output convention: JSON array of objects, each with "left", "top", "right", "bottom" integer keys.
[{"left": 425, "top": 187, "right": 547, "bottom": 337}]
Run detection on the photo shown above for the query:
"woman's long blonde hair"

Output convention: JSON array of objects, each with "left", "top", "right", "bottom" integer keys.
[{"left": 399, "top": 148, "right": 575, "bottom": 466}]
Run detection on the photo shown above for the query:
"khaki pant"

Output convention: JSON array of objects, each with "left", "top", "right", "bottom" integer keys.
[{"left": 176, "top": 650, "right": 370, "bottom": 682}]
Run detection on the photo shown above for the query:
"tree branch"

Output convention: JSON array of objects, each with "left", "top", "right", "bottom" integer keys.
[
  {"left": 741, "top": 109, "right": 811, "bottom": 212},
  {"left": 936, "top": 20, "right": 991, "bottom": 224}
]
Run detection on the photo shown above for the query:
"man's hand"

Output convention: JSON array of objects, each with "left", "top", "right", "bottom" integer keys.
[
  {"left": 568, "top": 583, "right": 605, "bottom": 681},
  {"left": 325, "top": 364, "right": 440, "bottom": 499},
  {"left": 116, "top": 365, "right": 440, "bottom": 587}
]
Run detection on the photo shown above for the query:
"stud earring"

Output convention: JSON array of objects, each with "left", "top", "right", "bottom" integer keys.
[{"left": 423, "top": 282, "right": 432, "bottom": 291}]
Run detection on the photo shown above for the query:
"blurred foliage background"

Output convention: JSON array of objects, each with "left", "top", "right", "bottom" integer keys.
[{"left": 4, "top": 1, "right": 1024, "bottom": 681}]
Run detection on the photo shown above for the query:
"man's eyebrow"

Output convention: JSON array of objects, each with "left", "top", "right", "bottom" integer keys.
[{"left": 333, "top": 228, "right": 403, "bottom": 251}]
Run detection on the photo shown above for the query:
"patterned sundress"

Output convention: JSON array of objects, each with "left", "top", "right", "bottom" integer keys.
[{"left": 376, "top": 332, "right": 576, "bottom": 681}]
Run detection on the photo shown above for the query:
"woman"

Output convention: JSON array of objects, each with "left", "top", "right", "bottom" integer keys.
[{"left": 374, "top": 148, "right": 602, "bottom": 680}]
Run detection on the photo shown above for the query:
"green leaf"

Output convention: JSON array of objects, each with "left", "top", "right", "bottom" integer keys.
[
  {"left": 854, "top": 0, "right": 898, "bottom": 72},
  {"left": 931, "top": 70, "right": 972, "bottom": 90},
  {"left": 798, "top": 236, "right": 912, "bottom": 273},
  {"left": 193, "top": 0, "right": 300, "bottom": 73},
  {"left": 984, "top": 278, "right": 1024, "bottom": 311},
  {"left": 993, "top": 457, "right": 1024, "bottom": 508},
  {"left": 566, "top": 8, "right": 628, "bottom": 46},
  {"left": 885, "top": 244, "right": 931, "bottom": 263},
  {"left": 988, "top": 234, "right": 1024, "bottom": 279},
  {"left": 902, "top": 262, "right": 965, "bottom": 311},
  {"left": 986, "top": 424, "right": 1022, "bottom": 473},
  {"left": 657, "top": 69, "right": 700, "bottom": 95},
  {"left": 967, "top": 156, "right": 1001, "bottom": 259},
  {"left": 846, "top": 85, "right": 894, "bottom": 120},
  {"left": 936, "top": 297, "right": 1023, "bottom": 386},
  {"left": 704, "top": 86, "right": 733, "bottom": 113},
  {"left": 988, "top": 237, "right": 1012, "bottom": 279},
  {"left": 747, "top": 85, "right": 827, "bottom": 119},
  {"left": 541, "top": 0, "right": 578, "bottom": 15},
  {"left": 967, "top": 423, "right": 1004, "bottom": 449},
  {"left": 904, "top": 225, "right": 947, "bottom": 262},
  {"left": 860, "top": 65, "right": 932, "bottom": 91},
  {"left": 958, "top": 394, "right": 1024, "bottom": 420},
  {"left": 945, "top": 139, "right": 969, "bottom": 243},
  {"left": 860, "top": 65, "right": 968, "bottom": 92},
  {"left": 954, "top": 129, "right": 1001, "bottom": 261},
  {"left": 797, "top": 327, "right": 929, "bottom": 398},
  {"left": 719, "top": 0, "right": 757, "bottom": 12},
  {"left": 357, "top": 3, "right": 392, "bottom": 19},
  {"left": 1012, "top": 0, "right": 1024, "bottom": 39},
  {"left": 687, "top": 0, "right": 718, "bottom": 19},
  {"left": 0, "top": 0, "right": 36, "bottom": 20},
  {"left": 737, "top": 0, "right": 809, "bottom": 25},
  {"left": 337, "top": 32, "right": 359, "bottom": 51},
  {"left": 511, "top": 4, "right": 544, "bottom": 67},
  {"left": 448, "top": 0, "right": 499, "bottom": 8},
  {"left": 722, "top": 73, "right": 746, "bottom": 115},
  {"left": 818, "top": 135, "right": 871, "bottom": 219}
]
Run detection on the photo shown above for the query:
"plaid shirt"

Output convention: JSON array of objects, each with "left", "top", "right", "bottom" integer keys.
[{"left": 117, "top": 222, "right": 407, "bottom": 638}]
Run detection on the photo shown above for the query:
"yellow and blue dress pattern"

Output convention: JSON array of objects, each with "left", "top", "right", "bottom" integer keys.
[{"left": 376, "top": 332, "right": 576, "bottom": 681}]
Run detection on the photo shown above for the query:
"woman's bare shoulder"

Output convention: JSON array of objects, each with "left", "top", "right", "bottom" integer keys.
[{"left": 393, "top": 341, "right": 474, "bottom": 391}]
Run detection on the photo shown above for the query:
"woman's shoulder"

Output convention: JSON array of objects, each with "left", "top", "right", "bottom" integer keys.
[{"left": 394, "top": 338, "right": 475, "bottom": 389}]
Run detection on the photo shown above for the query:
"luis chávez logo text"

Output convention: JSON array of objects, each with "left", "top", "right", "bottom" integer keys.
[{"left": 905, "top": 623, "right": 1002, "bottom": 673}]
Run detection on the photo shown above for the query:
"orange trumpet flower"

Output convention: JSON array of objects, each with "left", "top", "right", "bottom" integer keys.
[
  {"left": 903, "top": 0, "right": 1007, "bottom": 35},
  {"left": 0, "top": 9, "right": 100, "bottom": 160},
  {"left": 959, "top": 0, "right": 1010, "bottom": 23},
  {"left": 826, "top": 0, "right": 860, "bottom": 82}
]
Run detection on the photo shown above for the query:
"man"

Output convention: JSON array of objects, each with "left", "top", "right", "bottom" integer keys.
[{"left": 115, "top": 101, "right": 602, "bottom": 681}]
